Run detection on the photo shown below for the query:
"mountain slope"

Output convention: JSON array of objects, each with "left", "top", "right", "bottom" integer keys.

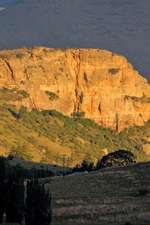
[
  {"left": 0, "top": 100, "right": 150, "bottom": 165},
  {"left": 0, "top": 47, "right": 150, "bottom": 165},
  {"left": 49, "top": 162, "right": 150, "bottom": 225},
  {"left": 0, "top": 47, "right": 150, "bottom": 131},
  {"left": 0, "top": 0, "right": 150, "bottom": 79}
]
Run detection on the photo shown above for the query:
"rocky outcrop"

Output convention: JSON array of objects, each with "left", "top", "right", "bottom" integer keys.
[{"left": 0, "top": 47, "right": 150, "bottom": 131}]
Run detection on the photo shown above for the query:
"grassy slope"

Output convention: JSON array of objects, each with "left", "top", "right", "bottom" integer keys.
[
  {"left": 49, "top": 162, "right": 150, "bottom": 225},
  {"left": 0, "top": 88, "right": 150, "bottom": 166}
]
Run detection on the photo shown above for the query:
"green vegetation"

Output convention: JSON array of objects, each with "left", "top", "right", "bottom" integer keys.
[
  {"left": 96, "top": 149, "right": 136, "bottom": 169},
  {"left": 0, "top": 101, "right": 149, "bottom": 166},
  {"left": 0, "top": 87, "right": 149, "bottom": 166},
  {"left": 71, "top": 111, "right": 85, "bottom": 118},
  {"left": 45, "top": 91, "right": 59, "bottom": 101},
  {"left": 0, "top": 88, "right": 29, "bottom": 102}
]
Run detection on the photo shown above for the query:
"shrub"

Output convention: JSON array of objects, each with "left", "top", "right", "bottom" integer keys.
[
  {"left": 136, "top": 189, "right": 149, "bottom": 197},
  {"left": 0, "top": 88, "right": 29, "bottom": 102},
  {"left": 124, "top": 95, "right": 150, "bottom": 103},
  {"left": 18, "top": 106, "right": 27, "bottom": 119},
  {"left": 96, "top": 150, "right": 136, "bottom": 169},
  {"left": 18, "top": 90, "right": 30, "bottom": 98},
  {"left": 71, "top": 111, "right": 85, "bottom": 118},
  {"left": 45, "top": 91, "right": 59, "bottom": 101},
  {"left": 73, "top": 160, "right": 94, "bottom": 172},
  {"left": 108, "top": 68, "right": 120, "bottom": 75}
]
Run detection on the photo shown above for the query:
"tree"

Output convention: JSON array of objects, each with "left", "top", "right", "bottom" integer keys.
[
  {"left": 0, "top": 181, "right": 5, "bottom": 223},
  {"left": 5, "top": 175, "right": 25, "bottom": 224},
  {"left": 0, "top": 157, "right": 6, "bottom": 223},
  {"left": 96, "top": 150, "right": 136, "bottom": 169},
  {"left": 25, "top": 179, "right": 51, "bottom": 225},
  {"left": 73, "top": 160, "right": 94, "bottom": 172},
  {"left": 0, "top": 156, "right": 6, "bottom": 182}
]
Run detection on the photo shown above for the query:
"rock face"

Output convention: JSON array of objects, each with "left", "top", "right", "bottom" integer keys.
[{"left": 0, "top": 47, "right": 150, "bottom": 131}]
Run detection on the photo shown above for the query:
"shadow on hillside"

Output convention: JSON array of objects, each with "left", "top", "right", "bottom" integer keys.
[{"left": 7, "top": 157, "right": 72, "bottom": 176}]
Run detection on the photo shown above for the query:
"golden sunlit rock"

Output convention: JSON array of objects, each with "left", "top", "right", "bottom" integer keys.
[{"left": 0, "top": 47, "right": 150, "bottom": 131}]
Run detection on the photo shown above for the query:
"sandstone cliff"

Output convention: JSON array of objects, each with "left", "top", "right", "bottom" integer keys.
[{"left": 0, "top": 47, "right": 150, "bottom": 131}]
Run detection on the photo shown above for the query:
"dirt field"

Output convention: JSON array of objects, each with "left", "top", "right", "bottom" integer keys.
[{"left": 49, "top": 162, "right": 150, "bottom": 225}]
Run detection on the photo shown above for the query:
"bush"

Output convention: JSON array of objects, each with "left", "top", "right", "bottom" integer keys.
[
  {"left": 45, "top": 91, "right": 59, "bottom": 101},
  {"left": 108, "top": 68, "right": 120, "bottom": 75},
  {"left": 73, "top": 160, "right": 94, "bottom": 172},
  {"left": 96, "top": 150, "right": 136, "bottom": 169},
  {"left": 18, "top": 90, "right": 30, "bottom": 98},
  {"left": 0, "top": 88, "right": 29, "bottom": 102},
  {"left": 136, "top": 189, "right": 149, "bottom": 197},
  {"left": 71, "top": 111, "right": 85, "bottom": 118}
]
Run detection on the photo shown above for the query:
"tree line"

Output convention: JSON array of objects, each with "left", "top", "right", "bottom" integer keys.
[
  {"left": 72, "top": 149, "right": 136, "bottom": 173},
  {"left": 0, "top": 157, "right": 52, "bottom": 225}
]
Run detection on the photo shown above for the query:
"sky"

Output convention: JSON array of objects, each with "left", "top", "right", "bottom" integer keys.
[
  {"left": 0, "top": 0, "right": 17, "bottom": 5},
  {"left": 0, "top": 0, "right": 149, "bottom": 80}
]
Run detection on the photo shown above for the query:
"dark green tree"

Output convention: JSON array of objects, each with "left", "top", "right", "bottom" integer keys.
[
  {"left": 0, "top": 157, "right": 6, "bottom": 223},
  {"left": 0, "top": 181, "right": 5, "bottom": 223},
  {"left": 96, "top": 149, "right": 136, "bottom": 169},
  {"left": 25, "top": 179, "right": 51, "bottom": 225},
  {"left": 73, "top": 160, "right": 94, "bottom": 172},
  {"left": 5, "top": 175, "right": 25, "bottom": 224}
]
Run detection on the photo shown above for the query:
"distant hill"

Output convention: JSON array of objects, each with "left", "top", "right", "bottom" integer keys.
[{"left": 49, "top": 162, "right": 150, "bottom": 225}]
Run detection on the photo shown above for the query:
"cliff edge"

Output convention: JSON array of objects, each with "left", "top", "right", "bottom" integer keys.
[{"left": 0, "top": 47, "right": 150, "bottom": 131}]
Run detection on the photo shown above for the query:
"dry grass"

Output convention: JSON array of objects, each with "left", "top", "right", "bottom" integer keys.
[{"left": 48, "top": 162, "right": 150, "bottom": 225}]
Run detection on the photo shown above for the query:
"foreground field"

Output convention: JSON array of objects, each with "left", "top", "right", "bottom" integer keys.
[{"left": 49, "top": 162, "right": 150, "bottom": 225}]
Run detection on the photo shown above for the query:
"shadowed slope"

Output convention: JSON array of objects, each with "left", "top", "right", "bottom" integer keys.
[{"left": 49, "top": 162, "right": 150, "bottom": 225}]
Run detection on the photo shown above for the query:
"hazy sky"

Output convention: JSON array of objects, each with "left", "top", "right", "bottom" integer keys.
[
  {"left": 0, "top": 0, "right": 17, "bottom": 5},
  {"left": 0, "top": 0, "right": 149, "bottom": 80}
]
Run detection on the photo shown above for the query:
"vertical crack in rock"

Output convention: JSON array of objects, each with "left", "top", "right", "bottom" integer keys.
[
  {"left": 115, "top": 113, "right": 119, "bottom": 132},
  {"left": 98, "top": 102, "right": 102, "bottom": 114},
  {"left": 3, "top": 59, "right": 15, "bottom": 81},
  {"left": 24, "top": 68, "right": 30, "bottom": 80},
  {"left": 29, "top": 96, "right": 38, "bottom": 110},
  {"left": 73, "top": 49, "right": 82, "bottom": 113}
]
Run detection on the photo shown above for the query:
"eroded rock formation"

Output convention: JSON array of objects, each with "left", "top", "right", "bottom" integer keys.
[{"left": 0, "top": 47, "right": 150, "bottom": 131}]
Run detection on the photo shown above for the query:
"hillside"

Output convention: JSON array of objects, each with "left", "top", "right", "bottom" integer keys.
[
  {"left": 0, "top": 48, "right": 150, "bottom": 131},
  {"left": 49, "top": 162, "right": 150, "bottom": 225},
  {"left": 0, "top": 98, "right": 150, "bottom": 166},
  {"left": 0, "top": 48, "right": 150, "bottom": 165}
]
